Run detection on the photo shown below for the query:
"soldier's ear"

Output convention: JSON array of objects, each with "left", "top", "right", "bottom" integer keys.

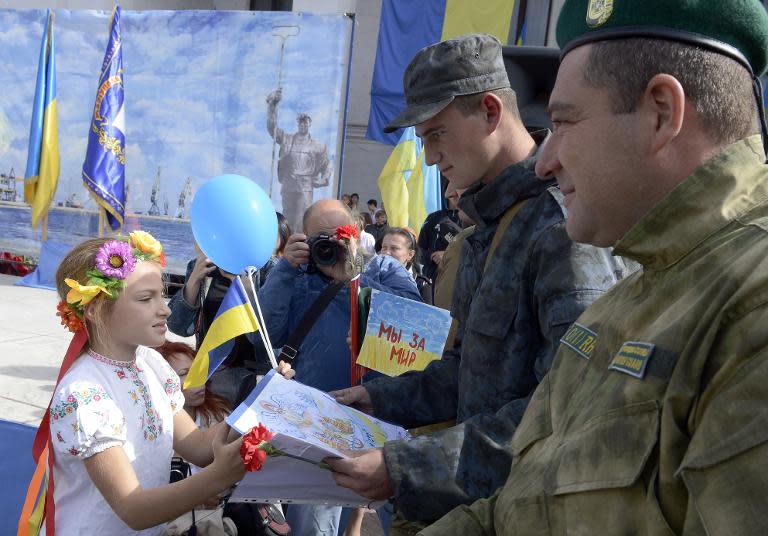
[{"left": 642, "top": 74, "right": 685, "bottom": 155}]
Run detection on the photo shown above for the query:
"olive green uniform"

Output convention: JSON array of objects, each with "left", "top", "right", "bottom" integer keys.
[{"left": 422, "top": 137, "right": 768, "bottom": 535}]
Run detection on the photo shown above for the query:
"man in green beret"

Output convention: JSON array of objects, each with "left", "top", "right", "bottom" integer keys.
[{"left": 420, "top": 0, "right": 768, "bottom": 534}]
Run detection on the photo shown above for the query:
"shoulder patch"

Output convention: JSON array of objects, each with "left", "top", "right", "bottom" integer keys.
[
  {"left": 609, "top": 341, "right": 655, "bottom": 379},
  {"left": 560, "top": 323, "right": 597, "bottom": 360}
]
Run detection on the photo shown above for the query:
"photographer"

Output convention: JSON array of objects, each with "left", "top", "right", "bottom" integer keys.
[{"left": 257, "top": 198, "right": 420, "bottom": 536}]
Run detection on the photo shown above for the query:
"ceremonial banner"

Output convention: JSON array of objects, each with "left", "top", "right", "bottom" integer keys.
[
  {"left": 356, "top": 289, "right": 451, "bottom": 376},
  {"left": 82, "top": 6, "right": 125, "bottom": 232},
  {"left": 227, "top": 370, "right": 409, "bottom": 505}
]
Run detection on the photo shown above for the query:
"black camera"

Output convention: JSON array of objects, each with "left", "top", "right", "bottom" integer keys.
[
  {"left": 170, "top": 456, "right": 190, "bottom": 483},
  {"left": 306, "top": 233, "right": 342, "bottom": 272}
]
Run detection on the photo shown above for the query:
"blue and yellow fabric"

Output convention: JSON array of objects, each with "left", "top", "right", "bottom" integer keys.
[
  {"left": 184, "top": 276, "right": 260, "bottom": 389},
  {"left": 367, "top": 0, "right": 520, "bottom": 145},
  {"left": 24, "top": 9, "right": 59, "bottom": 229},
  {"left": 376, "top": 126, "right": 441, "bottom": 231}
]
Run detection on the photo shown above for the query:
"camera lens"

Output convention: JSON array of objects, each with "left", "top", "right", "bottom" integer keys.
[{"left": 313, "top": 241, "right": 337, "bottom": 265}]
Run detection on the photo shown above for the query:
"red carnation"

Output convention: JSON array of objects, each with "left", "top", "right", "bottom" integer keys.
[
  {"left": 335, "top": 224, "right": 359, "bottom": 241},
  {"left": 240, "top": 424, "right": 274, "bottom": 472}
]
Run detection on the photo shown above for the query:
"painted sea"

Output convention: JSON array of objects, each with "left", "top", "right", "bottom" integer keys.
[{"left": 0, "top": 203, "right": 194, "bottom": 274}]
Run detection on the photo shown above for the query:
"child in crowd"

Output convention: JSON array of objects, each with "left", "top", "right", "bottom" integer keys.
[
  {"left": 26, "top": 232, "right": 291, "bottom": 535},
  {"left": 381, "top": 227, "right": 432, "bottom": 303},
  {"left": 156, "top": 341, "right": 231, "bottom": 457}
]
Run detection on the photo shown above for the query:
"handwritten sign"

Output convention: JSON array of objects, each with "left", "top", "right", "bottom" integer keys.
[{"left": 356, "top": 289, "right": 452, "bottom": 376}]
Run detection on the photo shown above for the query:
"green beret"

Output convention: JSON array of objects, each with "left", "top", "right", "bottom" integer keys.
[{"left": 556, "top": 0, "right": 768, "bottom": 76}]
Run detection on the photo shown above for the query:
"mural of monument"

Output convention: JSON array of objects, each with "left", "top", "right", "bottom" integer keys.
[{"left": 0, "top": 9, "right": 352, "bottom": 273}]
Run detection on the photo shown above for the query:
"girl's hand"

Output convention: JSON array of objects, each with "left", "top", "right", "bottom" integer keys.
[
  {"left": 276, "top": 360, "right": 296, "bottom": 380},
  {"left": 209, "top": 423, "right": 246, "bottom": 488}
]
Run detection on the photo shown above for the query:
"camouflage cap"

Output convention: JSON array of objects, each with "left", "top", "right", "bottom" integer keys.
[
  {"left": 556, "top": 0, "right": 768, "bottom": 76},
  {"left": 383, "top": 33, "right": 511, "bottom": 133}
]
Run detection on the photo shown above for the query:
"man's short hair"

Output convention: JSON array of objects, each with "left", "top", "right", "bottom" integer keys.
[
  {"left": 297, "top": 113, "right": 312, "bottom": 124},
  {"left": 453, "top": 87, "right": 521, "bottom": 120},
  {"left": 583, "top": 38, "right": 759, "bottom": 145},
  {"left": 367, "top": 199, "right": 377, "bottom": 207}
]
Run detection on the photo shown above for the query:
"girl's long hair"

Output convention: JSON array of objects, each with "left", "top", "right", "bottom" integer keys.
[{"left": 155, "top": 340, "right": 232, "bottom": 427}]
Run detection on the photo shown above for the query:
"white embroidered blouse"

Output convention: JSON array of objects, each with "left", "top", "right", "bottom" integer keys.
[{"left": 49, "top": 345, "right": 184, "bottom": 535}]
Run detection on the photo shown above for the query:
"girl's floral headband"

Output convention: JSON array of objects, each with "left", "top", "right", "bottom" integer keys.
[{"left": 56, "top": 231, "right": 166, "bottom": 333}]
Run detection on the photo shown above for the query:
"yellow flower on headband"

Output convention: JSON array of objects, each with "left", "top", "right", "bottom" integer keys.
[
  {"left": 64, "top": 278, "right": 109, "bottom": 306},
  {"left": 129, "top": 231, "right": 163, "bottom": 258}
]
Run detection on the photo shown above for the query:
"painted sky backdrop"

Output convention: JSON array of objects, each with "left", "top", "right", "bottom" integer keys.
[{"left": 0, "top": 8, "right": 350, "bottom": 216}]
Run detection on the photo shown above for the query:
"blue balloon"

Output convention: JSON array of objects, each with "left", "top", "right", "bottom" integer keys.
[{"left": 190, "top": 174, "right": 278, "bottom": 274}]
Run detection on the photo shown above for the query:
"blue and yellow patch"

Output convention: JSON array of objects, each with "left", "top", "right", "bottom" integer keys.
[
  {"left": 560, "top": 323, "right": 597, "bottom": 360},
  {"left": 609, "top": 341, "right": 655, "bottom": 379}
]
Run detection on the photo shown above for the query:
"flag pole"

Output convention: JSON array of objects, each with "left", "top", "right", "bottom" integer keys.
[
  {"left": 41, "top": 213, "right": 48, "bottom": 242},
  {"left": 350, "top": 275, "right": 361, "bottom": 386},
  {"left": 243, "top": 270, "right": 278, "bottom": 369}
]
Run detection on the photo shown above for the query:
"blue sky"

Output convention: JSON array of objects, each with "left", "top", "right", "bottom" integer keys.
[{"left": 0, "top": 8, "right": 350, "bottom": 215}]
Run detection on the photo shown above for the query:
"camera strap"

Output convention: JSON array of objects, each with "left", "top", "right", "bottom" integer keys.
[{"left": 278, "top": 280, "right": 345, "bottom": 364}]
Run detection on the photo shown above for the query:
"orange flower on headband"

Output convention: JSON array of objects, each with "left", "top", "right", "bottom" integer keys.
[
  {"left": 56, "top": 301, "right": 85, "bottom": 333},
  {"left": 129, "top": 231, "right": 163, "bottom": 258}
]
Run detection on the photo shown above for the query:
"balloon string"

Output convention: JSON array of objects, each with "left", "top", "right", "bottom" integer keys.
[{"left": 245, "top": 269, "right": 278, "bottom": 369}]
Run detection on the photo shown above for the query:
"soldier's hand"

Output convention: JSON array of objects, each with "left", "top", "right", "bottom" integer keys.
[
  {"left": 283, "top": 234, "right": 310, "bottom": 268},
  {"left": 331, "top": 385, "right": 373, "bottom": 415},
  {"left": 431, "top": 250, "right": 446, "bottom": 265},
  {"left": 324, "top": 448, "right": 393, "bottom": 500}
]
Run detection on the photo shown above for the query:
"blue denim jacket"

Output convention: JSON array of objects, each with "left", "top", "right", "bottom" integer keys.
[{"left": 257, "top": 255, "right": 421, "bottom": 392}]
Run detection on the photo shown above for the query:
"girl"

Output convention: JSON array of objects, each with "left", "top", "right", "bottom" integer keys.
[
  {"left": 380, "top": 227, "right": 432, "bottom": 303},
  {"left": 29, "top": 233, "right": 290, "bottom": 535}
]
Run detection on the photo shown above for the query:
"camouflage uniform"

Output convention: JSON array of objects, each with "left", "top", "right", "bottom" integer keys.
[
  {"left": 364, "top": 133, "right": 635, "bottom": 522},
  {"left": 422, "top": 136, "right": 768, "bottom": 535}
]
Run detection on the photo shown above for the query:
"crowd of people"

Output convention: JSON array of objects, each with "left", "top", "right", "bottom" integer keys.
[{"left": 26, "top": 0, "right": 768, "bottom": 534}]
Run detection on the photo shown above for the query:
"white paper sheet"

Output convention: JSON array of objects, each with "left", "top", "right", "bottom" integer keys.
[{"left": 226, "top": 370, "right": 410, "bottom": 505}]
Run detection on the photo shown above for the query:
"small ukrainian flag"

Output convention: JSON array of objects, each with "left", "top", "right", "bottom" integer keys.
[{"left": 184, "top": 277, "right": 260, "bottom": 388}]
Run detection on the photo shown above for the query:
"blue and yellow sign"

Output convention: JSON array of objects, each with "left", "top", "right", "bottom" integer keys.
[{"left": 357, "top": 289, "right": 451, "bottom": 377}]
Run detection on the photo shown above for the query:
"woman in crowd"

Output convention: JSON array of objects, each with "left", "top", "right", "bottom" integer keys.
[{"left": 380, "top": 227, "right": 432, "bottom": 303}]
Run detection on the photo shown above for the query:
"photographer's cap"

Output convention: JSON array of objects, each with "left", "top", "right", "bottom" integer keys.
[
  {"left": 556, "top": 0, "right": 768, "bottom": 76},
  {"left": 384, "top": 33, "right": 511, "bottom": 133}
]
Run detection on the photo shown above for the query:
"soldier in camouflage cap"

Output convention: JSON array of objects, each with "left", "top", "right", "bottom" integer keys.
[
  {"left": 326, "top": 32, "right": 631, "bottom": 532},
  {"left": 421, "top": 0, "right": 768, "bottom": 534}
]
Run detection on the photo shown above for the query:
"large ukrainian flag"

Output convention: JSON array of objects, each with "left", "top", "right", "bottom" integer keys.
[
  {"left": 82, "top": 6, "right": 126, "bottom": 232},
  {"left": 24, "top": 9, "right": 59, "bottom": 229},
  {"left": 184, "top": 277, "right": 261, "bottom": 389},
  {"left": 367, "top": 0, "right": 519, "bottom": 145},
  {"left": 377, "top": 126, "right": 441, "bottom": 230}
]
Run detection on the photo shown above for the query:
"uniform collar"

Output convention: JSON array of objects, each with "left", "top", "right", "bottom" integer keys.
[
  {"left": 614, "top": 136, "right": 768, "bottom": 270},
  {"left": 460, "top": 129, "right": 553, "bottom": 228}
]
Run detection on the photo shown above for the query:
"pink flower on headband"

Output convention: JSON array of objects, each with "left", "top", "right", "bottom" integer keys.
[{"left": 95, "top": 240, "right": 136, "bottom": 280}]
